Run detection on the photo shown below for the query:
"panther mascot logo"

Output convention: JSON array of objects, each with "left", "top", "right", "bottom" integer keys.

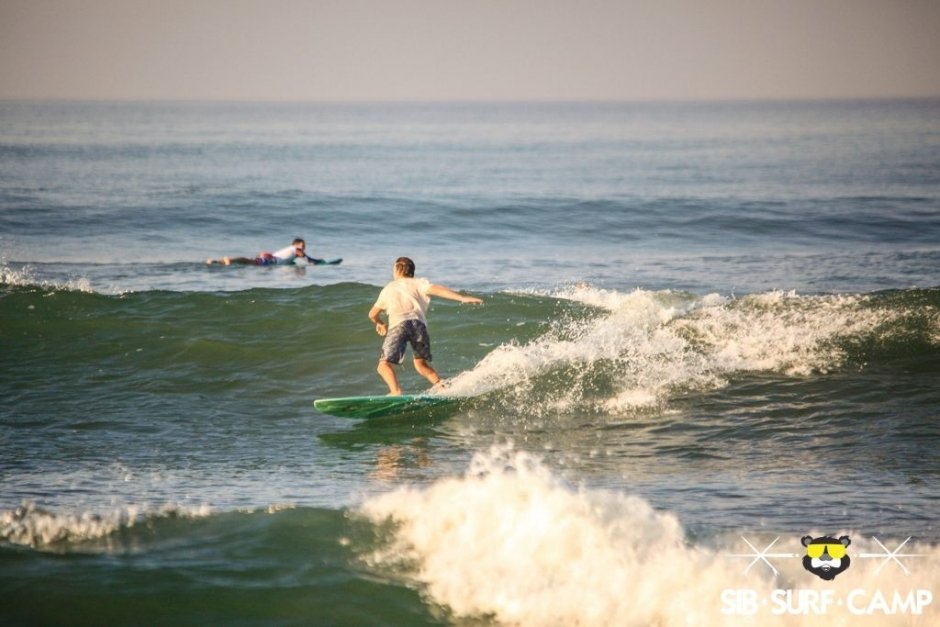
[{"left": 802, "top": 535, "right": 851, "bottom": 581}]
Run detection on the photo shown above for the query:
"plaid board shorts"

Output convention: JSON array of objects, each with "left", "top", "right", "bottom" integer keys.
[{"left": 380, "top": 319, "right": 432, "bottom": 364}]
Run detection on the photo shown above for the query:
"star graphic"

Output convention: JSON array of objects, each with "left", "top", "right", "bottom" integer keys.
[
  {"left": 727, "top": 536, "right": 800, "bottom": 576},
  {"left": 856, "top": 536, "right": 926, "bottom": 575}
]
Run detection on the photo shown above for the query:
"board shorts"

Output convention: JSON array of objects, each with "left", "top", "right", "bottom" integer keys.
[
  {"left": 380, "top": 319, "right": 432, "bottom": 364},
  {"left": 254, "top": 253, "right": 278, "bottom": 266}
]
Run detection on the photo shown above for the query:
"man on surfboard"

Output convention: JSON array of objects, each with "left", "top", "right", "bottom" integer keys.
[
  {"left": 369, "top": 257, "right": 482, "bottom": 395},
  {"left": 207, "top": 237, "right": 337, "bottom": 265}
]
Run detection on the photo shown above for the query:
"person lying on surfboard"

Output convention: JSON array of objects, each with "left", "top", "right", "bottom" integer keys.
[
  {"left": 207, "top": 237, "right": 339, "bottom": 266},
  {"left": 369, "top": 256, "right": 482, "bottom": 395}
]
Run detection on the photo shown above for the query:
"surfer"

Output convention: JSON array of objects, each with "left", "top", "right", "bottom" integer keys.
[
  {"left": 369, "top": 257, "right": 482, "bottom": 395},
  {"left": 207, "top": 237, "right": 323, "bottom": 265}
]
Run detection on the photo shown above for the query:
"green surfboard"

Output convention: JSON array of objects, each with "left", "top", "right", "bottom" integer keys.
[{"left": 313, "top": 394, "right": 462, "bottom": 420}]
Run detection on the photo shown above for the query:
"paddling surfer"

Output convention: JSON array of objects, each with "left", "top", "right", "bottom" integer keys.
[
  {"left": 207, "top": 237, "right": 324, "bottom": 265},
  {"left": 369, "top": 257, "right": 482, "bottom": 395}
]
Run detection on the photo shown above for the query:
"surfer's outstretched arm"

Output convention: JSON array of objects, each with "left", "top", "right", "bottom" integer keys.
[{"left": 427, "top": 284, "right": 483, "bottom": 305}]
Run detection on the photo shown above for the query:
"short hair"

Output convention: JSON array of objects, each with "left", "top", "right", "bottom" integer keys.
[
  {"left": 395, "top": 257, "right": 415, "bottom": 277},
  {"left": 292, "top": 238, "right": 305, "bottom": 247}
]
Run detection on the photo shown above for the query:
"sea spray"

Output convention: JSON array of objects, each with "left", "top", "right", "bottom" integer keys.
[
  {"left": 444, "top": 287, "right": 929, "bottom": 414},
  {"left": 359, "top": 446, "right": 940, "bottom": 626},
  {"left": 0, "top": 502, "right": 212, "bottom": 551},
  {"left": 360, "top": 445, "right": 743, "bottom": 625},
  {"left": 0, "top": 262, "right": 96, "bottom": 294}
]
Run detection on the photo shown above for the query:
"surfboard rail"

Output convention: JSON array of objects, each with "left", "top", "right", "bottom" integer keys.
[{"left": 313, "top": 394, "right": 462, "bottom": 419}]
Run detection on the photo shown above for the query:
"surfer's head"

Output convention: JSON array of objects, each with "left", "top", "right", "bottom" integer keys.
[
  {"left": 394, "top": 257, "right": 416, "bottom": 278},
  {"left": 292, "top": 238, "right": 306, "bottom": 254}
]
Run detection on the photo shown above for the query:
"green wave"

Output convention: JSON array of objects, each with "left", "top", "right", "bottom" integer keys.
[
  {"left": 2, "top": 283, "right": 937, "bottom": 422},
  {"left": 0, "top": 504, "right": 437, "bottom": 626}
]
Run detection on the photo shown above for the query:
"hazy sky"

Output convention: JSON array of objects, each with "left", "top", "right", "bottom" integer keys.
[{"left": 1, "top": 0, "right": 938, "bottom": 101}]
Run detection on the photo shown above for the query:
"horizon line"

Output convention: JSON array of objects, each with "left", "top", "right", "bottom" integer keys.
[{"left": 2, "top": 94, "right": 940, "bottom": 106}]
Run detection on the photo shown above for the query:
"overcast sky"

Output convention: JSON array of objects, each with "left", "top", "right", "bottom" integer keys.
[{"left": 1, "top": 0, "right": 938, "bottom": 101}]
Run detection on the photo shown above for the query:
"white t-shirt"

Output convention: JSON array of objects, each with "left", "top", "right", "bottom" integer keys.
[
  {"left": 373, "top": 277, "right": 432, "bottom": 328},
  {"left": 272, "top": 245, "right": 300, "bottom": 264}
]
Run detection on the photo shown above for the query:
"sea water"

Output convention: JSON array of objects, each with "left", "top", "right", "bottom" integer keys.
[{"left": 1, "top": 100, "right": 939, "bottom": 625}]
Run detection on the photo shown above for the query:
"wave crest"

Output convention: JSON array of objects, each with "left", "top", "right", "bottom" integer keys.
[
  {"left": 0, "top": 502, "right": 211, "bottom": 551},
  {"left": 0, "top": 263, "right": 96, "bottom": 293},
  {"left": 359, "top": 446, "right": 940, "bottom": 626},
  {"left": 445, "top": 287, "right": 933, "bottom": 413}
]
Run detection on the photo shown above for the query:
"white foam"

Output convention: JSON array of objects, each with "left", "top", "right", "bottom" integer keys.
[
  {"left": 360, "top": 447, "right": 940, "bottom": 626},
  {"left": 446, "top": 287, "right": 899, "bottom": 411},
  {"left": 0, "top": 263, "right": 97, "bottom": 294},
  {"left": 0, "top": 502, "right": 211, "bottom": 550}
]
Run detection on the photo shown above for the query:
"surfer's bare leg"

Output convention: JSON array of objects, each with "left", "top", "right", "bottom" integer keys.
[
  {"left": 377, "top": 360, "right": 402, "bottom": 395},
  {"left": 414, "top": 358, "right": 441, "bottom": 389},
  {"left": 207, "top": 256, "right": 253, "bottom": 265},
  {"left": 223, "top": 256, "right": 255, "bottom": 265}
]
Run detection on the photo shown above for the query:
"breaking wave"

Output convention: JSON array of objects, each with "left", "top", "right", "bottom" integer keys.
[{"left": 360, "top": 446, "right": 940, "bottom": 626}]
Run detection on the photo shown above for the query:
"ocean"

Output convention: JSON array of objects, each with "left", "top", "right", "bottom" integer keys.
[{"left": 1, "top": 99, "right": 939, "bottom": 626}]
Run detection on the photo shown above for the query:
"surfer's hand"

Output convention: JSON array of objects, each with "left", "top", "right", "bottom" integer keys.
[
  {"left": 462, "top": 296, "right": 483, "bottom": 305},
  {"left": 375, "top": 322, "right": 388, "bottom": 336}
]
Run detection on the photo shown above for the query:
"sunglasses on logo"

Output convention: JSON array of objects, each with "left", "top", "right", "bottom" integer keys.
[{"left": 805, "top": 543, "right": 847, "bottom": 559}]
